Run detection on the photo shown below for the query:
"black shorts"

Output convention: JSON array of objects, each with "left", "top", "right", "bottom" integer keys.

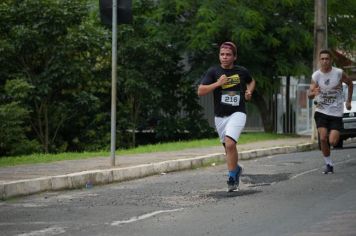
[{"left": 314, "top": 111, "right": 342, "bottom": 131}]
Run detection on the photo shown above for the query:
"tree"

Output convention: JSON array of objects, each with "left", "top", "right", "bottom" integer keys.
[
  {"left": 328, "top": 0, "right": 356, "bottom": 54},
  {"left": 112, "top": 0, "right": 214, "bottom": 147},
  {"left": 158, "top": 0, "right": 355, "bottom": 132},
  {"left": 0, "top": 79, "right": 40, "bottom": 156},
  {"left": 183, "top": 0, "right": 315, "bottom": 131},
  {"left": 2, "top": 0, "right": 353, "bottom": 155},
  {"left": 0, "top": 0, "right": 111, "bottom": 153}
]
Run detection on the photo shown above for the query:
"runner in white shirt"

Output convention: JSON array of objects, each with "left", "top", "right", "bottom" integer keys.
[{"left": 308, "top": 49, "right": 353, "bottom": 174}]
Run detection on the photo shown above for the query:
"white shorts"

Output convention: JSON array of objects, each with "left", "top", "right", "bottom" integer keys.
[{"left": 214, "top": 112, "right": 246, "bottom": 143}]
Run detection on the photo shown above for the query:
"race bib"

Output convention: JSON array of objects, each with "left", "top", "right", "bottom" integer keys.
[
  {"left": 221, "top": 91, "right": 240, "bottom": 106},
  {"left": 318, "top": 90, "right": 338, "bottom": 106}
]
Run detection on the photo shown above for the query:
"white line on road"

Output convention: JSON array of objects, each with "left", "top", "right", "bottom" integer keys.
[
  {"left": 290, "top": 159, "right": 354, "bottom": 180},
  {"left": 290, "top": 168, "right": 319, "bottom": 179},
  {"left": 16, "top": 226, "right": 66, "bottom": 236},
  {"left": 111, "top": 208, "right": 184, "bottom": 226},
  {"left": 0, "top": 222, "right": 53, "bottom": 226}
]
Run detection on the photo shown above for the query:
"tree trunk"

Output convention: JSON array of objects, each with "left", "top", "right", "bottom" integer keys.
[
  {"left": 32, "top": 101, "right": 49, "bottom": 153},
  {"left": 128, "top": 95, "right": 140, "bottom": 147},
  {"left": 44, "top": 104, "right": 49, "bottom": 153},
  {"left": 252, "top": 91, "right": 274, "bottom": 132}
]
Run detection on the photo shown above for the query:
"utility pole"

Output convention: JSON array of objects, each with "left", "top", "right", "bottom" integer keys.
[
  {"left": 99, "top": 0, "right": 132, "bottom": 166},
  {"left": 311, "top": 0, "right": 328, "bottom": 141}
]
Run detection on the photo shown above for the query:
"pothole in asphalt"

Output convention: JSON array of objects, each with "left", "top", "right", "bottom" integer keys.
[
  {"left": 347, "top": 161, "right": 356, "bottom": 167},
  {"left": 162, "top": 195, "right": 214, "bottom": 206},
  {"left": 242, "top": 173, "right": 290, "bottom": 187},
  {"left": 198, "top": 173, "right": 291, "bottom": 200},
  {"left": 275, "top": 161, "right": 303, "bottom": 166}
]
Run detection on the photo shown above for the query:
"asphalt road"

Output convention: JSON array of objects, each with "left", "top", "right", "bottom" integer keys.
[{"left": 1, "top": 144, "right": 356, "bottom": 236}]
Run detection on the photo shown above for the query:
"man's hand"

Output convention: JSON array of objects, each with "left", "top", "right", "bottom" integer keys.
[
  {"left": 308, "top": 84, "right": 320, "bottom": 99},
  {"left": 245, "top": 90, "right": 252, "bottom": 101},
  {"left": 346, "top": 101, "right": 352, "bottom": 110},
  {"left": 217, "top": 74, "right": 228, "bottom": 86}
]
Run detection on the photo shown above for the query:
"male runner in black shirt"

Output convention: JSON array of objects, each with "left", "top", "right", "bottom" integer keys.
[{"left": 198, "top": 42, "right": 255, "bottom": 192}]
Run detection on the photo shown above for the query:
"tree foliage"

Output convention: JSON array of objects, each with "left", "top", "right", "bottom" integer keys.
[
  {"left": 0, "top": 0, "right": 214, "bottom": 156},
  {"left": 0, "top": 79, "right": 39, "bottom": 155},
  {"left": 0, "top": 0, "right": 111, "bottom": 154},
  {"left": 154, "top": 0, "right": 354, "bottom": 131},
  {"left": 166, "top": 0, "right": 315, "bottom": 131},
  {"left": 115, "top": 0, "right": 214, "bottom": 146},
  {"left": 0, "top": 0, "right": 354, "bottom": 156},
  {"left": 328, "top": 0, "right": 356, "bottom": 53}
]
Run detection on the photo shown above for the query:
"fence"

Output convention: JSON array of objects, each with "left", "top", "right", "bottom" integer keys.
[
  {"left": 198, "top": 93, "right": 264, "bottom": 132},
  {"left": 198, "top": 76, "right": 313, "bottom": 135}
]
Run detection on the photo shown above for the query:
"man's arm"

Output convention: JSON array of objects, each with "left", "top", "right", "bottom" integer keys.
[
  {"left": 245, "top": 79, "right": 256, "bottom": 101},
  {"left": 308, "top": 80, "right": 319, "bottom": 99},
  {"left": 341, "top": 72, "right": 353, "bottom": 110},
  {"left": 197, "top": 75, "right": 228, "bottom": 96}
]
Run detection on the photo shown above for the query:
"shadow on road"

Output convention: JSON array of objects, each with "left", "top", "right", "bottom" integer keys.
[
  {"left": 242, "top": 173, "right": 290, "bottom": 186},
  {"left": 207, "top": 189, "right": 262, "bottom": 199}
]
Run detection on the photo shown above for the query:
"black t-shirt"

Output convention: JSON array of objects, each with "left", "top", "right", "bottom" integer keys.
[{"left": 200, "top": 65, "right": 252, "bottom": 117}]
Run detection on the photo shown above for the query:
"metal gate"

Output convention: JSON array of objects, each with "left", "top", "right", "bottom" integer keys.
[{"left": 295, "top": 84, "right": 313, "bottom": 135}]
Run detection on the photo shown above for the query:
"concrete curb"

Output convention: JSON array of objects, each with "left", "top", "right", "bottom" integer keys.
[{"left": 0, "top": 142, "right": 317, "bottom": 200}]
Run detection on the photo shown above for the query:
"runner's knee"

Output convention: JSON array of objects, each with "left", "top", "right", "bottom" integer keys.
[
  {"left": 319, "top": 133, "right": 328, "bottom": 143},
  {"left": 224, "top": 137, "right": 236, "bottom": 151}
]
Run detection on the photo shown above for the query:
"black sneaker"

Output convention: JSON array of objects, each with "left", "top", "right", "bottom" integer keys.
[
  {"left": 227, "top": 177, "right": 237, "bottom": 192},
  {"left": 322, "top": 164, "right": 334, "bottom": 174}
]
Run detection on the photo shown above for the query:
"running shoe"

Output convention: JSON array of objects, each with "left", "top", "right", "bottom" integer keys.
[
  {"left": 235, "top": 164, "right": 243, "bottom": 187},
  {"left": 227, "top": 177, "right": 237, "bottom": 192},
  {"left": 322, "top": 164, "right": 334, "bottom": 174}
]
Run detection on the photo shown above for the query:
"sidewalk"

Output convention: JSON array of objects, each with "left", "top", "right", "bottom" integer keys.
[{"left": 0, "top": 136, "right": 317, "bottom": 200}]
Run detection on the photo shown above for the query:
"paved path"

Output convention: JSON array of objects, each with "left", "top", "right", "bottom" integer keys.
[{"left": 0, "top": 136, "right": 317, "bottom": 199}]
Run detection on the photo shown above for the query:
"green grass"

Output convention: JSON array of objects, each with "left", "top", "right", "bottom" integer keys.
[{"left": 0, "top": 132, "right": 298, "bottom": 167}]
